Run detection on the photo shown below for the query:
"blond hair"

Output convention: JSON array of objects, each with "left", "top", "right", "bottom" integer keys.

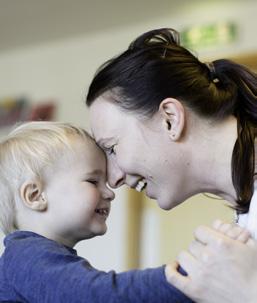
[{"left": 0, "top": 121, "right": 92, "bottom": 235}]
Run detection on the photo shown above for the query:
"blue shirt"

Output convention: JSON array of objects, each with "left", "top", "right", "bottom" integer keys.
[{"left": 0, "top": 231, "right": 193, "bottom": 302}]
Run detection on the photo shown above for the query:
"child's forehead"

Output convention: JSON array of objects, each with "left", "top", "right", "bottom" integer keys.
[
  {"left": 73, "top": 136, "right": 104, "bottom": 154},
  {"left": 45, "top": 138, "right": 107, "bottom": 179},
  {"left": 59, "top": 136, "right": 106, "bottom": 165}
]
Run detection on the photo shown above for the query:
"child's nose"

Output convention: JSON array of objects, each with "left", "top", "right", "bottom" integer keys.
[{"left": 102, "top": 186, "right": 115, "bottom": 201}]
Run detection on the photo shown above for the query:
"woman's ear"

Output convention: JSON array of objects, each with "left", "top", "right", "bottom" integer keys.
[
  {"left": 20, "top": 180, "right": 47, "bottom": 211},
  {"left": 159, "top": 98, "right": 185, "bottom": 141}
]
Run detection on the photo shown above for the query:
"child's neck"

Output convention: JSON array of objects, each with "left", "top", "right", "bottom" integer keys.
[{"left": 17, "top": 216, "right": 78, "bottom": 248}]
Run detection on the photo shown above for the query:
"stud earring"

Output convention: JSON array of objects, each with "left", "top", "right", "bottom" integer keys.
[
  {"left": 171, "top": 132, "right": 178, "bottom": 141},
  {"left": 41, "top": 192, "right": 46, "bottom": 202}
]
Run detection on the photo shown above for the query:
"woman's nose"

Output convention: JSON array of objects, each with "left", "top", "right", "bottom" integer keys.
[{"left": 107, "top": 160, "right": 125, "bottom": 189}]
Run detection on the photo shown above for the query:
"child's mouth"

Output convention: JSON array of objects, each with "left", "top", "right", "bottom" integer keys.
[{"left": 95, "top": 208, "right": 109, "bottom": 218}]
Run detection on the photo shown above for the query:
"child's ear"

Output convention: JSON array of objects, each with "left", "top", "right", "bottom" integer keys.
[
  {"left": 20, "top": 180, "right": 47, "bottom": 211},
  {"left": 159, "top": 97, "right": 185, "bottom": 141}
]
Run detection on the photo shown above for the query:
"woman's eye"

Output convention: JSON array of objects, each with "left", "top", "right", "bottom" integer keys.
[{"left": 105, "top": 145, "right": 116, "bottom": 156}]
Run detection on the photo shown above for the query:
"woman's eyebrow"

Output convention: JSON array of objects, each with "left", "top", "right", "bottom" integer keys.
[{"left": 96, "top": 138, "right": 113, "bottom": 146}]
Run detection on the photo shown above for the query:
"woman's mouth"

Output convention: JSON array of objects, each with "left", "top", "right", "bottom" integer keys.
[{"left": 135, "top": 179, "right": 147, "bottom": 192}]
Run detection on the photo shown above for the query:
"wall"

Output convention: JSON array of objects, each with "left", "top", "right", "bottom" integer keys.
[{"left": 0, "top": 0, "right": 256, "bottom": 271}]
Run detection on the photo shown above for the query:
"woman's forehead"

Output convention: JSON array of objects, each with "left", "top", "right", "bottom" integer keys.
[
  {"left": 89, "top": 95, "right": 120, "bottom": 114},
  {"left": 89, "top": 98, "right": 126, "bottom": 130}
]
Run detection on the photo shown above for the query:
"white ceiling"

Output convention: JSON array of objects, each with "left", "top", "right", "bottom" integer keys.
[{"left": 0, "top": 0, "right": 186, "bottom": 52}]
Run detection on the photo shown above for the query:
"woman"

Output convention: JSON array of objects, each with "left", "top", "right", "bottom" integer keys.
[{"left": 86, "top": 28, "right": 257, "bottom": 302}]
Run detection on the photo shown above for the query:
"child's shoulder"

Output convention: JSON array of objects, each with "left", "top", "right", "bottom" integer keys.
[
  {"left": 3, "top": 230, "right": 77, "bottom": 261},
  {"left": 2, "top": 230, "right": 83, "bottom": 284},
  {"left": 5, "top": 230, "right": 57, "bottom": 248}
]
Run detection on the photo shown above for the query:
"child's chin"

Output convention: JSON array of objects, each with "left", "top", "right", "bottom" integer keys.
[
  {"left": 82, "top": 227, "right": 107, "bottom": 240},
  {"left": 96, "top": 227, "right": 108, "bottom": 237}
]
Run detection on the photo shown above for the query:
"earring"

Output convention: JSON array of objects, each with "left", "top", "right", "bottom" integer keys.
[
  {"left": 38, "top": 192, "right": 47, "bottom": 211},
  {"left": 171, "top": 132, "right": 178, "bottom": 141},
  {"left": 41, "top": 192, "right": 46, "bottom": 201}
]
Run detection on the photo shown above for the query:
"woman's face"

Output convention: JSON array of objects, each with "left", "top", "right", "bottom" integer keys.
[{"left": 89, "top": 95, "right": 189, "bottom": 210}]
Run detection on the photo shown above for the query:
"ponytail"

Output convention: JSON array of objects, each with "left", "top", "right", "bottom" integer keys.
[{"left": 214, "top": 60, "right": 257, "bottom": 213}]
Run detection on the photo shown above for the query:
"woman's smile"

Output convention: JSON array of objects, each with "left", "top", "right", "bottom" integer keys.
[{"left": 135, "top": 178, "right": 147, "bottom": 192}]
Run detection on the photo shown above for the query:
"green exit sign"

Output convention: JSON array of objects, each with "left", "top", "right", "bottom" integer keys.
[{"left": 181, "top": 22, "right": 238, "bottom": 50}]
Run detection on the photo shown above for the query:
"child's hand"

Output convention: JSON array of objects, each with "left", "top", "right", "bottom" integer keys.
[
  {"left": 212, "top": 219, "right": 252, "bottom": 243},
  {"left": 164, "top": 220, "right": 252, "bottom": 286},
  {"left": 165, "top": 221, "right": 257, "bottom": 303}
]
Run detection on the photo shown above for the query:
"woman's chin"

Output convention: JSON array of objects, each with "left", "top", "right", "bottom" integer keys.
[
  {"left": 156, "top": 196, "right": 181, "bottom": 210},
  {"left": 158, "top": 203, "right": 174, "bottom": 210},
  {"left": 145, "top": 188, "right": 182, "bottom": 210},
  {"left": 145, "top": 187, "right": 155, "bottom": 200}
]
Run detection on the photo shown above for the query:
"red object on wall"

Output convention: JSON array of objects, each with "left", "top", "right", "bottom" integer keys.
[{"left": 28, "top": 102, "right": 56, "bottom": 121}]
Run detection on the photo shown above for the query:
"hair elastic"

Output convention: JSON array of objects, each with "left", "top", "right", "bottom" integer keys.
[
  {"left": 205, "top": 62, "right": 220, "bottom": 83},
  {"left": 161, "top": 47, "right": 167, "bottom": 59}
]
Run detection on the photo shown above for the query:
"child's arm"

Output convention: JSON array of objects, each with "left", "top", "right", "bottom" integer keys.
[{"left": 4, "top": 234, "right": 193, "bottom": 303}]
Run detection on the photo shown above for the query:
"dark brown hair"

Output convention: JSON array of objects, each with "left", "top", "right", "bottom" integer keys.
[{"left": 86, "top": 28, "right": 257, "bottom": 213}]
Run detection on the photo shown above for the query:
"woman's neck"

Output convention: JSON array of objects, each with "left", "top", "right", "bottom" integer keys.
[{"left": 187, "top": 115, "right": 238, "bottom": 204}]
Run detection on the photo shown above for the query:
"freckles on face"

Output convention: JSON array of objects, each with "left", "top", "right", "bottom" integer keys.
[
  {"left": 89, "top": 97, "right": 131, "bottom": 154},
  {"left": 89, "top": 97, "right": 117, "bottom": 139},
  {"left": 90, "top": 98, "right": 151, "bottom": 167},
  {"left": 89, "top": 97, "right": 180, "bottom": 209},
  {"left": 89, "top": 98, "right": 194, "bottom": 210},
  {"left": 89, "top": 96, "right": 181, "bottom": 196}
]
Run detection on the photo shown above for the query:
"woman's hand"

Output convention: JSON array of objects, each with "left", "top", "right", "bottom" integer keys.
[{"left": 165, "top": 220, "right": 257, "bottom": 303}]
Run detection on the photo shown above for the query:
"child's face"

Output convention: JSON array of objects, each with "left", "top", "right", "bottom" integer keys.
[{"left": 44, "top": 137, "right": 115, "bottom": 247}]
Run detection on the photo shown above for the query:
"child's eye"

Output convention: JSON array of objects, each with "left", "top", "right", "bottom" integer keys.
[{"left": 87, "top": 180, "right": 98, "bottom": 186}]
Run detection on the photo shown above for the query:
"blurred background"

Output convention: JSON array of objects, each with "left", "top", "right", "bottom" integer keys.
[{"left": 0, "top": 0, "right": 256, "bottom": 272}]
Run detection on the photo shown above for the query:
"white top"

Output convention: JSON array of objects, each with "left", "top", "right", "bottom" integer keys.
[{"left": 237, "top": 184, "right": 257, "bottom": 239}]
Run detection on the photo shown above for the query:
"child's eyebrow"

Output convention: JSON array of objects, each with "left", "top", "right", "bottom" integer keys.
[{"left": 84, "top": 169, "right": 104, "bottom": 176}]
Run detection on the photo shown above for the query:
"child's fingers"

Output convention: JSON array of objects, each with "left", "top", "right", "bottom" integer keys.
[
  {"left": 165, "top": 262, "right": 190, "bottom": 294},
  {"left": 212, "top": 220, "right": 232, "bottom": 233},
  {"left": 236, "top": 230, "right": 251, "bottom": 243},
  {"left": 212, "top": 219, "right": 251, "bottom": 243},
  {"left": 246, "top": 238, "right": 256, "bottom": 247},
  {"left": 219, "top": 223, "right": 233, "bottom": 234},
  {"left": 212, "top": 219, "right": 223, "bottom": 230}
]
